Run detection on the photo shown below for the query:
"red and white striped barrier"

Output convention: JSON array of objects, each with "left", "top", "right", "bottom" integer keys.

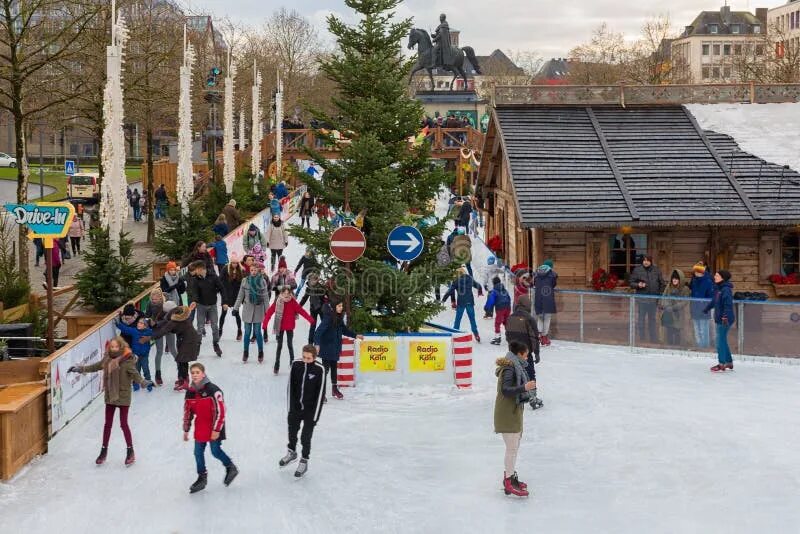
[
  {"left": 337, "top": 337, "right": 356, "bottom": 388},
  {"left": 452, "top": 333, "right": 473, "bottom": 389}
]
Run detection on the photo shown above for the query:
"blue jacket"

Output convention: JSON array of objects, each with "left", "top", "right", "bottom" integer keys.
[
  {"left": 704, "top": 281, "right": 735, "bottom": 325},
  {"left": 269, "top": 198, "right": 282, "bottom": 215},
  {"left": 116, "top": 322, "right": 153, "bottom": 357},
  {"left": 275, "top": 183, "right": 289, "bottom": 200},
  {"left": 484, "top": 283, "right": 511, "bottom": 312},
  {"left": 443, "top": 274, "right": 482, "bottom": 307},
  {"left": 689, "top": 272, "right": 714, "bottom": 319},
  {"left": 210, "top": 240, "right": 228, "bottom": 265},
  {"left": 212, "top": 222, "right": 229, "bottom": 237},
  {"left": 313, "top": 304, "right": 357, "bottom": 362},
  {"left": 533, "top": 267, "right": 558, "bottom": 315}
]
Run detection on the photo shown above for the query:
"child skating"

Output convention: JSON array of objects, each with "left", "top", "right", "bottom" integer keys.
[
  {"left": 183, "top": 362, "right": 239, "bottom": 493},
  {"left": 68, "top": 336, "right": 152, "bottom": 466},
  {"left": 263, "top": 285, "right": 315, "bottom": 374},
  {"left": 484, "top": 276, "right": 512, "bottom": 345},
  {"left": 279, "top": 345, "right": 326, "bottom": 477},
  {"left": 115, "top": 315, "right": 154, "bottom": 392}
]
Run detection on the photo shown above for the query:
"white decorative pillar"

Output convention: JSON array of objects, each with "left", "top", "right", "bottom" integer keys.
[
  {"left": 275, "top": 71, "right": 283, "bottom": 183},
  {"left": 99, "top": 0, "right": 129, "bottom": 253},
  {"left": 223, "top": 49, "right": 236, "bottom": 194},
  {"left": 250, "top": 61, "right": 262, "bottom": 189},
  {"left": 238, "top": 104, "right": 245, "bottom": 152},
  {"left": 177, "top": 26, "right": 195, "bottom": 216}
]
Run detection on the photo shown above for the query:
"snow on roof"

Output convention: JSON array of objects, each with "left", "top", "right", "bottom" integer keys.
[{"left": 686, "top": 102, "right": 800, "bottom": 173}]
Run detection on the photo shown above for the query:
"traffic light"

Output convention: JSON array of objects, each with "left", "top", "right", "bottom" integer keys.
[{"left": 206, "top": 67, "right": 222, "bottom": 88}]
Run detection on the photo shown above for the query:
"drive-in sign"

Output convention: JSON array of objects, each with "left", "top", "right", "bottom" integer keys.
[{"left": 330, "top": 226, "right": 366, "bottom": 262}]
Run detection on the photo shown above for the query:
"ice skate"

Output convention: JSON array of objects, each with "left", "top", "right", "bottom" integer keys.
[
  {"left": 155, "top": 371, "right": 163, "bottom": 386},
  {"left": 490, "top": 336, "right": 501, "bottom": 345},
  {"left": 710, "top": 364, "right": 725, "bottom": 372},
  {"left": 95, "top": 446, "right": 107, "bottom": 466},
  {"left": 474, "top": 334, "right": 481, "bottom": 343},
  {"left": 724, "top": 363, "right": 734, "bottom": 371},
  {"left": 294, "top": 459, "right": 308, "bottom": 478},
  {"left": 332, "top": 385, "right": 344, "bottom": 400},
  {"left": 124, "top": 447, "right": 135, "bottom": 467},
  {"left": 236, "top": 329, "right": 242, "bottom": 341},
  {"left": 279, "top": 449, "right": 298, "bottom": 467},
  {"left": 213, "top": 342, "right": 222, "bottom": 357},
  {"left": 224, "top": 464, "right": 239, "bottom": 486},
  {"left": 190, "top": 472, "right": 207, "bottom": 494},
  {"left": 530, "top": 388, "right": 544, "bottom": 410},
  {"left": 503, "top": 475, "right": 529, "bottom": 497},
  {"left": 510, "top": 472, "right": 528, "bottom": 490},
  {"left": 242, "top": 350, "right": 249, "bottom": 363}
]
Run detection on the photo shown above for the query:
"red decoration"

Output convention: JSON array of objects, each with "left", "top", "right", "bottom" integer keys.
[
  {"left": 487, "top": 235, "right": 503, "bottom": 255},
  {"left": 769, "top": 273, "right": 799, "bottom": 285},
  {"left": 591, "top": 268, "right": 619, "bottom": 291}
]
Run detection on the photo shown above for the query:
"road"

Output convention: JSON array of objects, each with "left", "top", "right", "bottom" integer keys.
[{"left": 0, "top": 180, "right": 56, "bottom": 203}]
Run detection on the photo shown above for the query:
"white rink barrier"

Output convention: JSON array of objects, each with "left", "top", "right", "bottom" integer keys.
[{"left": 336, "top": 323, "right": 473, "bottom": 389}]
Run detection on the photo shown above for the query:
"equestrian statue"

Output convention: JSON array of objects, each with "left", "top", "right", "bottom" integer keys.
[{"left": 407, "top": 14, "right": 482, "bottom": 91}]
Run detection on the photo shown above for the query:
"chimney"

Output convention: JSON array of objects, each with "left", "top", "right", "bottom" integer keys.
[
  {"left": 720, "top": 5, "right": 731, "bottom": 25},
  {"left": 685, "top": 25, "right": 694, "bottom": 35},
  {"left": 755, "top": 8, "right": 768, "bottom": 26}
]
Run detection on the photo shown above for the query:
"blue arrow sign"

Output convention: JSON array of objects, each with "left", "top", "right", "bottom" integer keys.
[
  {"left": 64, "top": 160, "right": 76, "bottom": 175},
  {"left": 387, "top": 225, "right": 424, "bottom": 262}
]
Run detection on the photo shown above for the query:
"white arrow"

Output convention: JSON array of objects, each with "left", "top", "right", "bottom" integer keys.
[
  {"left": 331, "top": 240, "right": 364, "bottom": 248},
  {"left": 389, "top": 232, "right": 421, "bottom": 253}
]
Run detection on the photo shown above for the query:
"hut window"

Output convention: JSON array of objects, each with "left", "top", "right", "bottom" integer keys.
[
  {"left": 608, "top": 233, "right": 648, "bottom": 279},
  {"left": 782, "top": 234, "right": 800, "bottom": 275}
]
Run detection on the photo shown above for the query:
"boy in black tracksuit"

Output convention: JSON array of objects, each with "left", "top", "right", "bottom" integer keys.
[{"left": 279, "top": 345, "right": 326, "bottom": 478}]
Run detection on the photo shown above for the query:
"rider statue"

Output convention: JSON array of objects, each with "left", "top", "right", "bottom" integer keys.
[{"left": 432, "top": 14, "right": 455, "bottom": 69}]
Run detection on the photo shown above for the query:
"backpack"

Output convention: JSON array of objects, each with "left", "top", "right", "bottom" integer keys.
[
  {"left": 436, "top": 246, "right": 451, "bottom": 267},
  {"left": 495, "top": 287, "right": 511, "bottom": 309}
]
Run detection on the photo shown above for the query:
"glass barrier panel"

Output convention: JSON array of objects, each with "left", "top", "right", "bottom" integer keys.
[
  {"left": 549, "top": 291, "right": 580, "bottom": 342},
  {"left": 582, "top": 292, "right": 631, "bottom": 347},
  {"left": 633, "top": 294, "right": 720, "bottom": 353},
  {"left": 741, "top": 301, "right": 800, "bottom": 358}
]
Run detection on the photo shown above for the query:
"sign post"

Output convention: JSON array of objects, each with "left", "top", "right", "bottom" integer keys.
[
  {"left": 4, "top": 202, "right": 75, "bottom": 352},
  {"left": 64, "top": 160, "right": 76, "bottom": 176},
  {"left": 329, "top": 226, "right": 366, "bottom": 327}
]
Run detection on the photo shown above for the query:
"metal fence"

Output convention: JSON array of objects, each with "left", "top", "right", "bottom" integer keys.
[{"left": 544, "top": 290, "right": 800, "bottom": 359}]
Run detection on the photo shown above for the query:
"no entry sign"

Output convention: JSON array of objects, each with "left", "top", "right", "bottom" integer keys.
[{"left": 330, "top": 226, "right": 366, "bottom": 262}]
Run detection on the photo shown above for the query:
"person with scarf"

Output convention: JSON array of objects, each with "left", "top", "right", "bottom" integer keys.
[
  {"left": 220, "top": 253, "right": 245, "bottom": 341},
  {"left": 243, "top": 223, "right": 267, "bottom": 254},
  {"left": 313, "top": 297, "right": 364, "bottom": 400},
  {"left": 233, "top": 260, "right": 270, "bottom": 363},
  {"left": 494, "top": 340, "right": 536, "bottom": 498},
  {"left": 263, "top": 285, "right": 315, "bottom": 374},
  {"left": 266, "top": 214, "right": 289, "bottom": 272},
  {"left": 160, "top": 261, "right": 186, "bottom": 306},
  {"left": 144, "top": 289, "right": 177, "bottom": 386},
  {"left": 184, "top": 362, "right": 239, "bottom": 494},
  {"left": 68, "top": 336, "right": 152, "bottom": 466},
  {"left": 659, "top": 269, "right": 690, "bottom": 347},
  {"left": 151, "top": 302, "right": 200, "bottom": 391},
  {"left": 271, "top": 256, "right": 297, "bottom": 297}
]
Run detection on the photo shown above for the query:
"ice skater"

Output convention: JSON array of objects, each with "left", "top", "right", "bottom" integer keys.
[
  {"left": 313, "top": 297, "right": 364, "bottom": 400},
  {"left": 505, "top": 295, "right": 543, "bottom": 409},
  {"left": 279, "top": 345, "right": 326, "bottom": 477},
  {"left": 68, "top": 336, "right": 152, "bottom": 466},
  {"left": 494, "top": 340, "right": 536, "bottom": 497},
  {"left": 114, "top": 316, "right": 154, "bottom": 392},
  {"left": 484, "top": 276, "right": 511, "bottom": 345},
  {"left": 263, "top": 285, "right": 315, "bottom": 374},
  {"left": 183, "top": 363, "right": 239, "bottom": 493},
  {"left": 705, "top": 269, "right": 736, "bottom": 372}
]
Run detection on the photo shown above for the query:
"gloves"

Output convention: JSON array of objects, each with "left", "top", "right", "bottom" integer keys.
[
  {"left": 722, "top": 316, "right": 729, "bottom": 326},
  {"left": 67, "top": 366, "right": 80, "bottom": 373},
  {"left": 231, "top": 309, "right": 239, "bottom": 318}
]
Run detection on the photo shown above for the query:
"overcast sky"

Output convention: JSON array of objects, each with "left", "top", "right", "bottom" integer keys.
[{"left": 186, "top": 0, "right": 788, "bottom": 58}]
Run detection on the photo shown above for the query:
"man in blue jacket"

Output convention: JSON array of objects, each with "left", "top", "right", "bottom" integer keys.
[
  {"left": 443, "top": 267, "right": 483, "bottom": 342},
  {"left": 689, "top": 262, "right": 714, "bottom": 348},
  {"left": 704, "top": 269, "right": 735, "bottom": 372}
]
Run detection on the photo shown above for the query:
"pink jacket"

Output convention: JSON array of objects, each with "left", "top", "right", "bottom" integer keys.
[
  {"left": 68, "top": 219, "right": 84, "bottom": 238},
  {"left": 262, "top": 297, "right": 314, "bottom": 332}
]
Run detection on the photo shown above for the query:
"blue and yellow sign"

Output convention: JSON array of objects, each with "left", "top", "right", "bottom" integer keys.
[{"left": 5, "top": 202, "right": 75, "bottom": 246}]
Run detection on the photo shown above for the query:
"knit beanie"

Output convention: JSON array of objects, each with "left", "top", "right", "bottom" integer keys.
[
  {"left": 543, "top": 259, "right": 554, "bottom": 268},
  {"left": 122, "top": 303, "right": 137, "bottom": 317},
  {"left": 278, "top": 256, "right": 288, "bottom": 269},
  {"left": 693, "top": 262, "right": 706, "bottom": 274},
  {"left": 165, "top": 261, "right": 178, "bottom": 271},
  {"left": 718, "top": 269, "right": 732, "bottom": 282},
  {"left": 492, "top": 276, "right": 501, "bottom": 286}
]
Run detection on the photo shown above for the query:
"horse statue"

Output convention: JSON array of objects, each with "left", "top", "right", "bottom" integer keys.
[{"left": 407, "top": 28, "right": 482, "bottom": 91}]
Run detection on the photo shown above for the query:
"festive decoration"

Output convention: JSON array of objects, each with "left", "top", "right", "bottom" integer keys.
[
  {"left": 487, "top": 235, "right": 503, "bottom": 256},
  {"left": 591, "top": 268, "right": 620, "bottom": 291},
  {"left": 222, "top": 49, "right": 236, "bottom": 194},
  {"left": 238, "top": 103, "right": 245, "bottom": 152},
  {"left": 274, "top": 71, "right": 283, "bottom": 183},
  {"left": 768, "top": 273, "right": 799, "bottom": 285},
  {"left": 176, "top": 26, "right": 195, "bottom": 215},
  {"left": 99, "top": 0, "right": 129, "bottom": 252},
  {"left": 250, "top": 62, "right": 262, "bottom": 178}
]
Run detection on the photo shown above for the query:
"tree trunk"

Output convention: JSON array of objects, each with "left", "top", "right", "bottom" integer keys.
[
  {"left": 13, "top": 92, "right": 30, "bottom": 281},
  {"left": 146, "top": 127, "right": 155, "bottom": 243}
]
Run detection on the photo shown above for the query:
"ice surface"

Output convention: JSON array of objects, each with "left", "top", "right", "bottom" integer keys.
[
  {"left": 2, "top": 212, "right": 800, "bottom": 534},
  {"left": 686, "top": 102, "right": 800, "bottom": 172}
]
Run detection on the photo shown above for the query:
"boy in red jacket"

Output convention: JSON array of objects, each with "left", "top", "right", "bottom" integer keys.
[
  {"left": 263, "top": 285, "right": 315, "bottom": 375},
  {"left": 183, "top": 363, "right": 239, "bottom": 493}
]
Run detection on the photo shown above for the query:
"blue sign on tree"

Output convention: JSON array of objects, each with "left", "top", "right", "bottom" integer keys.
[{"left": 387, "top": 225, "right": 424, "bottom": 262}]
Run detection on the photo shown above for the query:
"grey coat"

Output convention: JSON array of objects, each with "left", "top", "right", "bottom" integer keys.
[
  {"left": 629, "top": 264, "right": 666, "bottom": 295},
  {"left": 265, "top": 222, "right": 289, "bottom": 251},
  {"left": 233, "top": 275, "right": 270, "bottom": 323}
]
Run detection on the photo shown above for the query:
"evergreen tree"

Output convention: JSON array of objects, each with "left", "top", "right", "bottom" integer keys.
[
  {"left": 154, "top": 204, "right": 212, "bottom": 262},
  {"left": 292, "top": 0, "right": 450, "bottom": 332},
  {"left": 76, "top": 229, "right": 148, "bottom": 313}
]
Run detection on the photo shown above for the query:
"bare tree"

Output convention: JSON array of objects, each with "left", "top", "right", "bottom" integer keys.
[
  {"left": 0, "top": 0, "right": 100, "bottom": 278},
  {"left": 627, "top": 14, "right": 678, "bottom": 85},
  {"left": 567, "top": 22, "right": 630, "bottom": 84},
  {"left": 733, "top": 21, "right": 800, "bottom": 83}
]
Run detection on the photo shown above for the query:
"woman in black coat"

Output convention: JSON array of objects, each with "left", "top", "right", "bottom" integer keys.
[
  {"left": 151, "top": 303, "right": 201, "bottom": 391},
  {"left": 298, "top": 191, "right": 315, "bottom": 229},
  {"left": 219, "top": 256, "right": 245, "bottom": 340},
  {"left": 313, "top": 297, "right": 363, "bottom": 400}
]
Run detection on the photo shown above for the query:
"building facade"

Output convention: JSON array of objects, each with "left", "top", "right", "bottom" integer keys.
[
  {"left": 768, "top": 0, "right": 800, "bottom": 56},
  {"left": 671, "top": 5, "right": 767, "bottom": 83}
]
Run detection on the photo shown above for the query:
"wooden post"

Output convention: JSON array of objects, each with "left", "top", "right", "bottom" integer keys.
[{"left": 44, "top": 238, "right": 54, "bottom": 353}]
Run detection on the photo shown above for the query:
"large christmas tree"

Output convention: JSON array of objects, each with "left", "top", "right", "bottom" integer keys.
[{"left": 293, "top": 0, "right": 450, "bottom": 332}]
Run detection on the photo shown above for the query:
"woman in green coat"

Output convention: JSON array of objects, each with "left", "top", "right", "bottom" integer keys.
[
  {"left": 659, "top": 269, "right": 690, "bottom": 347},
  {"left": 494, "top": 340, "right": 536, "bottom": 497},
  {"left": 69, "top": 336, "right": 151, "bottom": 467}
]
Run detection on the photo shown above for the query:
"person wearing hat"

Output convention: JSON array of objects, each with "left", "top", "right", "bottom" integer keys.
[
  {"left": 243, "top": 223, "right": 267, "bottom": 254},
  {"left": 484, "top": 275, "right": 512, "bottom": 345},
  {"left": 271, "top": 256, "right": 297, "bottom": 297},
  {"left": 221, "top": 199, "right": 241, "bottom": 229},
  {"left": 513, "top": 270, "right": 532, "bottom": 308},
  {"left": 263, "top": 285, "right": 315, "bottom": 374},
  {"left": 117, "top": 303, "right": 144, "bottom": 349},
  {"left": 505, "top": 295, "right": 543, "bottom": 410},
  {"left": 704, "top": 270, "right": 736, "bottom": 372},
  {"left": 629, "top": 255, "right": 666, "bottom": 344},
  {"left": 160, "top": 261, "right": 186, "bottom": 306},
  {"left": 689, "top": 261, "right": 714, "bottom": 348},
  {"left": 442, "top": 266, "right": 484, "bottom": 342},
  {"left": 533, "top": 259, "right": 558, "bottom": 346},
  {"left": 266, "top": 214, "right": 289, "bottom": 272},
  {"left": 659, "top": 269, "right": 690, "bottom": 347},
  {"left": 233, "top": 260, "right": 270, "bottom": 363},
  {"left": 152, "top": 302, "right": 200, "bottom": 390}
]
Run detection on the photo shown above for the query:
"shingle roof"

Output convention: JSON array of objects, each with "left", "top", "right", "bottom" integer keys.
[
  {"left": 493, "top": 106, "right": 800, "bottom": 227},
  {"left": 682, "top": 10, "right": 762, "bottom": 36}
]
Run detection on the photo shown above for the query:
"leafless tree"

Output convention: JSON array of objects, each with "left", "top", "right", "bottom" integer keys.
[
  {"left": 733, "top": 21, "right": 800, "bottom": 83},
  {"left": 0, "top": 0, "right": 100, "bottom": 278},
  {"left": 567, "top": 22, "right": 631, "bottom": 84},
  {"left": 627, "top": 14, "right": 679, "bottom": 85}
]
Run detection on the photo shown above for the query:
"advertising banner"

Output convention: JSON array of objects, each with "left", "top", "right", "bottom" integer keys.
[
  {"left": 408, "top": 341, "right": 447, "bottom": 372},
  {"left": 50, "top": 329, "right": 103, "bottom": 435},
  {"left": 359, "top": 340, "right": 398, "bottom": 372}
]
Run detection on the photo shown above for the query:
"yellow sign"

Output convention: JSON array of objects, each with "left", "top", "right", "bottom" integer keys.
[
  {"left": 359, "top": 340, "right": 397, "bottom": 372},
  {"left": 409, "top": 341, "right": 447, "bottom": 372}
]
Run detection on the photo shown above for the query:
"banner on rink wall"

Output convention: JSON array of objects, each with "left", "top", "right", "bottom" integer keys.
[
  {"left": 408, "top": 340, "right": 447, "bottom": 372},
  {"left": 359, "top": 340, "right": 398, "bottom": 372}
]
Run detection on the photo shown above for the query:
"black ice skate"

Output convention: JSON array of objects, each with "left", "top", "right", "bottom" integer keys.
[
  {"left": 190, "top": 472, "right": 208, "bottom": 494},
  {"left": 95, "top": 446, "right": 107, "bottom": 466},
  {"left": 279, "top": 449, "right": 298, "bottom": 467},
  {"left": 490, "top": 336, "right": 501, "bottom": 345},
  {"left": 224, "top": 464, "right": 239, "bottom": 486},
  {"left": 213, "top": 342, "right": 222, "bottom": 357},
  {"left": 294, "top": 459, "right": 308, "bottom": 478}
]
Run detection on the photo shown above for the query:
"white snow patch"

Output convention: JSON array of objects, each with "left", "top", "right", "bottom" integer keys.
[{"left": 686, "top": 102, "right": 800, "bottom": 172}]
